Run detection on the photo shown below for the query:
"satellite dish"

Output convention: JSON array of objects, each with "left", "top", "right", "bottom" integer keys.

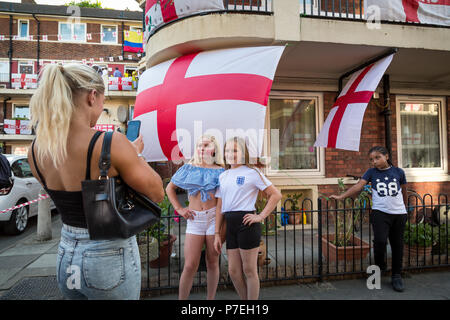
[{"left": 117, "top": 106, "right": 128, "bottom": 123}]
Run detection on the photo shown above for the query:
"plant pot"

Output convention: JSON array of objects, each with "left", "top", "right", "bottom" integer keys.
[
  {"left": 149, "top": 234, "right": 177, "bottom": 268},
  {"left": 403, "top": 244, "right": 433, "bottom": 258},
  {"left": 321, "top": 234, "right": 370, "bottom": 262},
  {"left": 288, "top": 212, "right": 302, "bottom": 225}
]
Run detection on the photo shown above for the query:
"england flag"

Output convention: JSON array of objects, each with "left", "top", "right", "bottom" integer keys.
[{"left": 134, "top": 46, "right": 285, "bottom": 162}]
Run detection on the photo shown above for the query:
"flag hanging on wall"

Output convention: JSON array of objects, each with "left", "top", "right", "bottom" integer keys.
[
  {"left": 4, "top": 119, "right": 32, "bottom": 135},
  {"left": 134, "top": 46, "right": 285, "bottom": 162},
  {"left": 314, "top": 54, "right": 395, "bottom": 151},
  {"left": 144, "top": 0, "right": 224, "bottom": 42},
  {"left": 124, "top": 30, "right": 143, "bottom": 53},
  {"left": 365, "top": 0, "right": 450, "bottom": 26}
]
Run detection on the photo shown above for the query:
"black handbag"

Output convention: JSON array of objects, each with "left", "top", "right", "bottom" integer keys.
[{"left": 81, "top": 131, "right": 161, "bottom": 240}]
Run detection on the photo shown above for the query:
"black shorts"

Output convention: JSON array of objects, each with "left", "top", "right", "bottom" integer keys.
[{"left": 224, "top": 211, "right": 261, "bottom": 250}]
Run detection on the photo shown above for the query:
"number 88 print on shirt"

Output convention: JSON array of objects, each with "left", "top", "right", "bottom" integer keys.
[{"left": 362, "top": 167, "right": 407, "bottom": 215}]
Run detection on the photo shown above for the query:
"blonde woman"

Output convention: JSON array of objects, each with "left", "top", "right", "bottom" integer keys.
[
  {"left": 27, "top": 64, "right": 164, "bottom": 300},
  {"left": 166, "top": 135, "right": 225, "bottom": 300},
  {"left": 214, "top": 137, "right": 282, "bottom": 300}
]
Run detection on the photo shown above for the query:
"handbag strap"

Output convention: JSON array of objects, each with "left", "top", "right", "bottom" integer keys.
[
  {"left": 98, "top": 131, "right": 113, "bottom": 179},
  {"left": 85, "top": 131, "right": 103, "bottom": 180}
]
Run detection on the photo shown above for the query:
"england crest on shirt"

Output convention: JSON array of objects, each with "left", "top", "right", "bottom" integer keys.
[{"left": 236, "top": 176, "right": 245, "bottom": 186}]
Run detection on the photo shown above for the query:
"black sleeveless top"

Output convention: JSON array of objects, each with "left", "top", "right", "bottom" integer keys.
[{"left": 31, "top": 131, "right": 103, "bottom": 228}]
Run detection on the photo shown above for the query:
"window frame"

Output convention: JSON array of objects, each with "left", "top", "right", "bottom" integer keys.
[
  {"left": 129, "top": 26, "right": 142, "bottom": 33},
  {"left": 101, "top": 24, "right": 118, "bottom": 44},
  {"left": 13, "top": 103, "right": 30, "bottom": 120},
  {"left": 58, "top": 22, "right": 87, "bottom": 42},
  {"left": 265, "top": 91, "right": 325, "bottom": 177},
  {"left": 17, "top": 19, "right": 29, "bottom": 39},
  {"left": 395, "top": 95, "right": 448, "bottom": 176},
  {"left": 18, "top": 61, "right": 34, "bottom": 75}
]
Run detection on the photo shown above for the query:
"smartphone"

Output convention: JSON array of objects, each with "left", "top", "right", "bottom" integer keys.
[{"left": 126, "top": 120, "right": 141, "bottom": 141}]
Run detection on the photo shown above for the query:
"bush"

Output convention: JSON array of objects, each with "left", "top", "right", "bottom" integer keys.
[{"left": 404, "top": 222, "right": 434, "bottom": 247}]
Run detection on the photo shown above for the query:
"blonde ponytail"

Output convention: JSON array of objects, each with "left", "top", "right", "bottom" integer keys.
[{"left": 30, "top": 63, "right": 104, "bottom": 168}]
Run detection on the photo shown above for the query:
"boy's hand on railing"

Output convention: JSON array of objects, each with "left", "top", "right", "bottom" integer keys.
[{"left": 330, "top": 194, "right": 344, "bottom": 201}]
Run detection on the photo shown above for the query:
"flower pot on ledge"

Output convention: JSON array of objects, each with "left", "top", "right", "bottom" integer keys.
[
  {"left": 403, "top": 244, "right": 432, "bottom": 259},
  {"left": 321, "top": 234, "right": 370, "bottom": 262}
]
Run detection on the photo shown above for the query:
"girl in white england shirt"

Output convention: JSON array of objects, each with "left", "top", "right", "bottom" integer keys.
[{"left": 214, "top": 137, "right": 281, "bottom": 300}]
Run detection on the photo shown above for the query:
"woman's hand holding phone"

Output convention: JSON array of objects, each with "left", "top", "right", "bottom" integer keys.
[{"left": 131, "top": 134, "right": 144, "bottom": 154}]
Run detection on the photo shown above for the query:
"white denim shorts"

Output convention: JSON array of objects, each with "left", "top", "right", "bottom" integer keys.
[{"left": 185, "top": 207, "right": 216, "bottom": 236}]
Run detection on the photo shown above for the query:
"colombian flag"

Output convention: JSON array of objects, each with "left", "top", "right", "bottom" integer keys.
[{"left": 124, "top": 30, "right": 143, "bottom": 53}]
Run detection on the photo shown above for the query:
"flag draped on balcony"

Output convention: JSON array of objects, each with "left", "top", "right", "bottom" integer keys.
[
  {"left": 4, "top": 119, "right": 31, "bottom": 135},
  {"left": 124, "top": 30, "right": 143, "bottom": 53},
  {"left": 314, "top": 54, "right": 395, "bottom": 151},
  {"left": 134, "top": 46, "right": 285, "bottom": 162},
  {"left": 144, "top": 0, "right": 225, "bottom": 41},
  {"left": 365, "top": 0, "right": 450, "bottom": 26}
]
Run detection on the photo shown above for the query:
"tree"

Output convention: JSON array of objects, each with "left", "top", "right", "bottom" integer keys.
[{"left": 65, "top": 1, "right": 103, "bottom": 8}]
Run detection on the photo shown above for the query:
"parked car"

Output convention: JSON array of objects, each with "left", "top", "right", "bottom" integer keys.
[{"left": 0, "top": 154, "right": 55, "bottom": 235}]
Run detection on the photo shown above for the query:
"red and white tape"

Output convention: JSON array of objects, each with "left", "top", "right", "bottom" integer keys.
[{"left": 0, "top": 194, "right": 50, "bottom": 214}]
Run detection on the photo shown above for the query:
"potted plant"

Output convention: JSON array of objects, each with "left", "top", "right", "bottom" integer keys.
[
  {"left": 403, "top": 222, "right": 434, "bottom": 258},
  {"left": 284, "top": 193, "right": 304, "bottom": 225},
  {"left": 320, "top": 178, "right": 370, "bottom": 262},
  {"left": 139, "top": 194, "right": 177, "bottom": 268},
  {"left": 257, "top": 195, "right": 281, "bottom": 236}
]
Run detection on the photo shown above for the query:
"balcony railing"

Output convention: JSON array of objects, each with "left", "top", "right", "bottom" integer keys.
[
  {"left": 300, "top": 0, "right": 450, "bottom": 28},
  {"left": 224, "top": 0, "right": 272, "bottom": 12},
  {"left": 300, "top": 0, "right": 363, "bottom": 19}
]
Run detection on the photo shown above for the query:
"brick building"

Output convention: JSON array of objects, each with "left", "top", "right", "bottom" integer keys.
[
  {"left": 0, "top": 1, "right": 143, "bottom": 155},
  {"left": 140, "top": 0, "right": 450, "bottom": 209}
]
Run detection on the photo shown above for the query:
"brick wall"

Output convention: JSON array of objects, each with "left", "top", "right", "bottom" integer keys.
[{"left": 0, "top": 17, "right": 140, "bottom": 63}]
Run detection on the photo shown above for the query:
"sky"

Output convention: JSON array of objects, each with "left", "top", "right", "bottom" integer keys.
[{"left": 5, "top": 0, "right": 142, "bottom": 11}]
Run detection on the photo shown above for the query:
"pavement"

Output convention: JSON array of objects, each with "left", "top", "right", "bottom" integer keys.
[{"left": 0, "top": 214, "right": 449, "bottom": 300}]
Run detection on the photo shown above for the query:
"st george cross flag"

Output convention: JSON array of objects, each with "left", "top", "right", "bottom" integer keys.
[
  {"left": 134, "top": 46, "right": 285, "bottom": 162},
  {"left": 314, "top": 54, "right": 394, "bottom": 151},
  {"left": 144, "top": 0, "right": 224, "bottom": 40},
  {"left": 365, "top": 0, "right": 450, "bottom": 26},
  {"left": 4, "top": 119, "right": 32, "bottom": 135}
]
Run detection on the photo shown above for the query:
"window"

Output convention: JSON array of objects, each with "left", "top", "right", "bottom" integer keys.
[
  {"left": 124, "top": 66, "right": 137, "bottom": 77},
  {"left": 18, "top": 20, "right": 29, "bottom": 39},
  {"left": 59, "top": 23, "right": 86, "bottom": 42},
  {"left": 268, "top": 93, "right": 324, "bottom": 174},
  {"left": 130, "top": 26, "right": 142, "bottom": 33},
  {"left": 18, "top": 62, "right": 34, "bottom": 74},
  {"left": 397, "top": 97, "right": 447, "bottom": 172},
  {"left": 11, "top": 159, "right": 33, "bottom": 178},
  {"left": 13, "top": 105, "right": 30, "bottom": 120},
  {"left": 101, "top": 25, "right": 118, "bottom": 43},
  {"left": 0, "top": 61, "right": 9, "bottom": 82}
]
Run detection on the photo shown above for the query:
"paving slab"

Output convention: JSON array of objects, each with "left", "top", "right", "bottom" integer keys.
[{"left": 26, "top": 254, "right": 57, "bottom": 269}]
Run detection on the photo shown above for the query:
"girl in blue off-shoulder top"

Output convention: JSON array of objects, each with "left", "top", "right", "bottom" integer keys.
[{"left": 166, "top": 135, "right": 224, "bottom": 300}]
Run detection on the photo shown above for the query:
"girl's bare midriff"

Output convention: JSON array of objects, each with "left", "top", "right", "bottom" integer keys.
[{"left": 187, "top": 191, "right": 217, "bottom": 211}]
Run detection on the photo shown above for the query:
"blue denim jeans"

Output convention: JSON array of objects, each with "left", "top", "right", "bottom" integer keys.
[{"left": 56, "top": 224, "right": 141, "bottom": 300}]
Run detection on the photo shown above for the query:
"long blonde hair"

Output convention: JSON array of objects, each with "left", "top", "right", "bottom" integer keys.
[
  {"left": 224, "top": 136, "right": 267, "bottom": 185},
  {"left": 30, "top": 63, "right": 105, "bottom": 168},
  {"left": 189, "top": 134, "right": 224, "bottom": 167}
]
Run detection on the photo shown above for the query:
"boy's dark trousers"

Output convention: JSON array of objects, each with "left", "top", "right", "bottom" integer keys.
[{"left": 370, "top": 210, "right": 407, "bottom": 275}]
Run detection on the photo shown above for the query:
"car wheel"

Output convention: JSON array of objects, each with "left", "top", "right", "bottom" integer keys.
[{"left": 4, "top": 202, "right": 29, "bottom": 235}]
